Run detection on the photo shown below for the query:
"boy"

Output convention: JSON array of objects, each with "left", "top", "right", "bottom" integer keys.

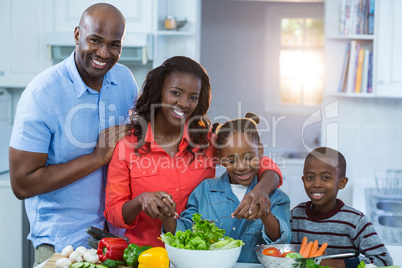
[{"left": 291, "top": 147, "right": 393, "bottom": 268}]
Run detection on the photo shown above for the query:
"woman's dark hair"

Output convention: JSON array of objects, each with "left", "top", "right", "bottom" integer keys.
[
  {"left": 130, "top": 56, "right": 211, "bottom": 157},
  {"left": 212, "top": 113, "right": 261, "bottom": 150}
]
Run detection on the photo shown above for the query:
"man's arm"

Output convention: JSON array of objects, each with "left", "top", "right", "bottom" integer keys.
[{"left": 9, "top": 124, "right": 132, "bottom": 200}]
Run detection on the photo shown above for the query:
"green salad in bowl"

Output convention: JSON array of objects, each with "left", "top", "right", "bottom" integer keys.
[
  {"left": 160, "top": 213, "right": 244, "bottom": 250},
  {"left": 160, "top": 213, "right": 244, "bottom": 268}
]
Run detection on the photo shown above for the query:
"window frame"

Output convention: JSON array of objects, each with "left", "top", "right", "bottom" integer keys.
[{"left": 263, "top": 2, "right": 324, "bottom": 115}]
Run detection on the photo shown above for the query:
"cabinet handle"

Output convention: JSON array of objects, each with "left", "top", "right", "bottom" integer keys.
[
  {"left": 377, "top": 80, "right": 385, "bottom": 85},
  {"left": 0, "top": 71, "right": 4, "bottom": 76}
]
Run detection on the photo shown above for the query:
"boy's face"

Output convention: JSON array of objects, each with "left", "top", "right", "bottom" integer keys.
[
  {"left": 302, "top": 156, "right": 348, "bottom": 213},
  {"left": 220, "top": 133, "right": 263, "bottom": 186}
]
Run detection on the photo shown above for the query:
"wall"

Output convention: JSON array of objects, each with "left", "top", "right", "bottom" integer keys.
[
  {"left": 200, "top": 0, "right": 322, "bottom": 162},
  {"left": 322, "top": 96, "right": 402, "bottom": 212}
]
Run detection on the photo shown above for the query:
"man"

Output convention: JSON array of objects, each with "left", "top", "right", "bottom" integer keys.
[{"left": 9, "top": 3, "right": 137, "bottom": 266}]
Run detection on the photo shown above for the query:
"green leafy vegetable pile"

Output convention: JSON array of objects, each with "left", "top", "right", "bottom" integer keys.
[
  {"left": 305, "top": 259, "right": 331, "bottom": 268},
  {"left": 357, "top": 261, "right": 366, "bottom": 268},
  {"left": 160, "top": 213, "right": 244, "bottom": 250}
]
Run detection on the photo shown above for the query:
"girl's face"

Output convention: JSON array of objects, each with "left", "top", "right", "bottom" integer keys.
[
  {"left": 158, "top": 72, "right": 201, "bottom": 128},
  {"left": 302, "top": 156, "right": 348, "bottom": 214},
  {"left": 220, "top": 133, "right": 263, "bottom": 186}
]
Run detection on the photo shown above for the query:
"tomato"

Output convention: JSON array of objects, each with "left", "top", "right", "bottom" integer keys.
[
  {"left": 281, "top": 251, "right": 295, "bottom": 257},
  {"left": 262, "top": 247, "right": 282, "bottom": 257}
]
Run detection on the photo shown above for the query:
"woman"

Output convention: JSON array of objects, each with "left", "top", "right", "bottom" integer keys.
[{"left": 104, "top": 56, "right": 282, "bottom": 247}]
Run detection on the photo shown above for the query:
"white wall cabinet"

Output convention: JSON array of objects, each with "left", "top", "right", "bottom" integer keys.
[
  {"left": 0, "top": 0, "right": 201, "bottom": 88},
  {"left": 375, "top": 0, "right": 402, "bottom": 97},
  {"left": 324, "top": 0, "right": 402, "bottom": 99},
  {"left": 0, "top": 0, "right": 50, "bottom": 88},
  {"left": 152, "top": 0, "right": 201, "bottom": 67},
  {"left": 48, "top": 0, "right": 153, "bottom": 34},
  {"left": 324, "top": 0, "right": 375, "bottom": 98},
  {"left": 0, "top": 174, "right": 23, "bottom": 268}
]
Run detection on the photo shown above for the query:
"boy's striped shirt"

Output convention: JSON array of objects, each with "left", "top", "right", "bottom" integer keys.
[{"left": 291, "top": 199, "right": 393, "bottom": 267}]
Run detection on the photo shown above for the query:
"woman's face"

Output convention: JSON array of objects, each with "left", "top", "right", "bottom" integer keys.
[{"left": 157, "top": 72, "right": 201, "bottom": 128}]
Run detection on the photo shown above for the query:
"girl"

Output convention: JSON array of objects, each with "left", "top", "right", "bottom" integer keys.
[
  {"left": 162, "top": 113, "right": 291, "bottom": 263},
  {"left": 104, "top": 56, "right": 283, "bottom": 247}
]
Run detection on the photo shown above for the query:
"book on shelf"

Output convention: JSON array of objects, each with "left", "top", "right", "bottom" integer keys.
[
  {"left": 361, "top": 49, "right": 370, "bottom": 93},
  {"left": 338, "top": 42, "right": 351, "bottom": 92},
  {"left": 354, "top": 48, "right": 365, "bottom": 92},
  {"left": 368, "top": 0, "right": 375, "bottom": 34},
  {"left": 339, "top": 0, "right": 374, "bottom": 35},
  {"left": 346, "top": 40, "right": 358, "bottom": 93},
  {"left": 367, "top": 52, "right": 373, "bottom": 93},
  {"left": 338, "top": 42, "right": 372, "bottom": 94}
]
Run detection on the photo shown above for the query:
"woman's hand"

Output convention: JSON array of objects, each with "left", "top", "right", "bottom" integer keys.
[
  {"left": 232, "top": 187, "right": 272, "bottom": 220},
  {"left": 137, "top": 192, "right": 176, "bottom": 219}
]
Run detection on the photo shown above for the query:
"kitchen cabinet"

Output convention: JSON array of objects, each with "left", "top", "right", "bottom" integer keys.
[
  {"left": 152, "top": 0, "right": 201, "bottom": 67},
  {"left": 375, "top": 0, "right": 402, "bottom": 97},
  {"left": 325, "top": 0, "right": 402, "bottom": 99},
  {"left": 0, "top": 0, "right": 201, "bottom": 88},
  {"left": 48, "top": 0, "right": 153, "bottom": 33},
  {"left": 0, "top": 0, "right": 50, "bottom": 88},
  {"left": 0, "top": 173, "right": 23, "bottom": 268},
  {"left": 324, "top": 0, "right": 375, "bottom": 98}
]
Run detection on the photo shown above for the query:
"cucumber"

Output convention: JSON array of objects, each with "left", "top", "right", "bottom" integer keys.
[
  {"left": 86, "top": 226, "right": 129, "bottom": 244},
  {"left": 70, "top": 262, "right": 84, "bottom": 268},
  {"left": 87, "top": 236, "right": 100, "bottom": 250},
  {"left": 70, "top": 262, "right": 98, "bottom": 268}
]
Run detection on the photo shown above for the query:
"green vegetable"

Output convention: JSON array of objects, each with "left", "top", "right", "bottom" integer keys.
[
  {"left": 357, "top": 261, "right": 366, "bottom": 268},
  {"left": 160, "top": 213, "right": 244, "bottom": 250},
  {"left": 285, "top": 252, "right": 304, "bottom": 258},
  {"left": 305, "top": 259, "right": 331, "bottom": 268},
  {"left": 101, "top": 259, "right": 126, "bottom": 268},
  {"left": 69, "top": 262, "right": 96, "bottom": 268},
  {"left": 123, "top": 244, "right": 152, "bottom": 267}
]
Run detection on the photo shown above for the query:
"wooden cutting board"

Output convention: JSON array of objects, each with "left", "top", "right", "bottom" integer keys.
[{"left": 43, "top": 253, "right": 131, "bottom": 268}]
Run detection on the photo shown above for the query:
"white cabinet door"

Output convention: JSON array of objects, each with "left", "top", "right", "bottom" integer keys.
[
  {"left": 0, "top": 175, "right": 23, "bottom": 268},
  {"left": 0, "top": 0, "right": 49, "bottom": 88},
  {"left": 0, "top": 0, "right": 10, "bottom": 81},
  {"left": 375, "top": 0, "right": 402, "bottom": 97},
  {"left": 50, "top": 0, "right": 153, "bottom": 33}
]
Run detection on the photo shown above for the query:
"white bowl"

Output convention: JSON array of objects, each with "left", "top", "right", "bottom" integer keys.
[{"left": 165, "top": 243, "right": 242, "bottom": 268}]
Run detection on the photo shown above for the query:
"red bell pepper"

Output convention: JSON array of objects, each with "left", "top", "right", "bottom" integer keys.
[{"left": 97, "top": 237, "right": 129, "bottom": 262}]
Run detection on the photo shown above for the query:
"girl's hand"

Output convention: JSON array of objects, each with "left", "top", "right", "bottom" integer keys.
[
  {"left": 232, "top": 187, "right": 272, "bottom": 220},
  {"left": 137, "top": 192, "right": 176, "bottom": 219}
]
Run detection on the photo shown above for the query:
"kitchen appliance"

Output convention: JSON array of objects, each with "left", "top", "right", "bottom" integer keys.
[{"left": 46, "top": 32, "right": 153, "bottom": 64}]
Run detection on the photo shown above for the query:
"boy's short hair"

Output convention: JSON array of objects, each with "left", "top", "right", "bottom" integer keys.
[{"left": 305, "top": 147, "right": 347, "bottom": 178}]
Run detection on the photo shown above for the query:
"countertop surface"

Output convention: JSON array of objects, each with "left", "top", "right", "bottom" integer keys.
[{"left": 40, "top": 253, "right": 263, "bottom": 268}]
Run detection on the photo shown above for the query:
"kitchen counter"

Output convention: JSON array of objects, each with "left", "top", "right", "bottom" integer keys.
[{"left": 41, "top": 253, "right": 263, "bottom": 267}]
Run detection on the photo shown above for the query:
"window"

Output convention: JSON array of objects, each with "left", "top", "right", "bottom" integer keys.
[
  {"left": 280, "top": 18, "right": 324, "bottom": 106},
  {"left": 264, "top": 3, "right": 324, "bottom": 114}
]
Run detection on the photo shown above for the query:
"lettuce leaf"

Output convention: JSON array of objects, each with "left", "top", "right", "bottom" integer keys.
[{"left": 160, "top": 213, "right": 244, "bottom": 250}]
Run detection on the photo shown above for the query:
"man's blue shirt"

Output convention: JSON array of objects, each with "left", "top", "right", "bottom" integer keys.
[{"left": 10, "top": 52, "right": 138, "bottom": 251}]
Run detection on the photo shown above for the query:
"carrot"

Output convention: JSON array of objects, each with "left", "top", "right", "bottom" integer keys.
[
  {"left": 309, "top": 240, "right": 319, "bottom": 257},
  {"left": 302, "top": 241, "right": 313, "bottom": 258},
  {"left": 313, "top": 242, "right": 328, "bottom": 257},
  {"left": 299, "top": 236, "right": 308, "bottom": 255}
]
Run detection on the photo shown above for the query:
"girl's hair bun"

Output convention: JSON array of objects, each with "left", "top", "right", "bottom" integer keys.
[
  {"left": 212, "top": 122, "right": 222, "bottom": 134},
  {"left": 245, "top": 112, "right": 260, "bottom": 125}
]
